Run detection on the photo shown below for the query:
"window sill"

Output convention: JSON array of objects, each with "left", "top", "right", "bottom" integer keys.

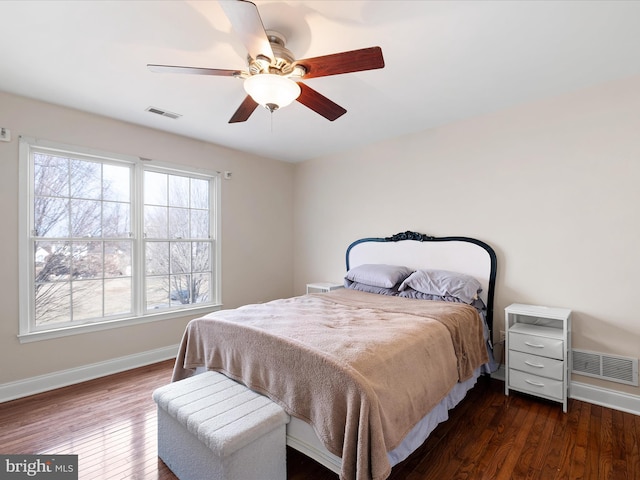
[{"left": 17, "top": 304, "right": 222, "bottom": 344}]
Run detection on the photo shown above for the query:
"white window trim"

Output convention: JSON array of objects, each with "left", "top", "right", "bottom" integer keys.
[{"left": 18, "top": 136, "right": 222, "bottom": 343}]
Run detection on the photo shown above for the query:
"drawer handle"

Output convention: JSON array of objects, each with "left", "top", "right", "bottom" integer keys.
[
  {"left": 524, "top": 341, "right": 545, "bottom": 349},
  {"left": 525, "top": 379, "right": 545, "bottom": 387},
  {"left": 524, "top": 360, "right": 545, "bottom": 368}
]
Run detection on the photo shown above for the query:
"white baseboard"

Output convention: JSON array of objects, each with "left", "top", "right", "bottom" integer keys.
[
  {"left": 492, "top": 365, "right": 640, "bottom": 416},
  {"left": 0, "top": 344, "right": 179, "bottom": 403},
  {"left": 570, "top": 381, "right": 640, "bottom": 416}
]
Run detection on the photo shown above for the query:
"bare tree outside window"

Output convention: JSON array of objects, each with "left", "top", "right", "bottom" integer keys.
[
  {"left": 33, "top": 153, "right": 132, "bottom": 326},
  {"left": 144, "top": 172, "right": 211, "bottom": 310}
]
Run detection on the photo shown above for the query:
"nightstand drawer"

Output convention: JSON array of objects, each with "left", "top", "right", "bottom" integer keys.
[
  {"left": 509, "top": 369, "right": 564, "bottom": 400},
  {"left": 509, "top": 350, "right": 564, "bottom": 380},
  {"left": 509, "top": 331, "right": 563, "bottom": 360}
]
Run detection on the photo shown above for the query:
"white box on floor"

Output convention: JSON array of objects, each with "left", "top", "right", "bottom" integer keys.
[{"left": 153, "top": 371, "right": 290, "bottom": 480}]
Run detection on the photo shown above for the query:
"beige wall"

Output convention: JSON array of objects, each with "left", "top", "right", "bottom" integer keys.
[
  {"left": 0, "top": 91, "right": 294, "bottom": 384},
  {"left": 293, "top": 75, "right": 640, "bottom": 397}
]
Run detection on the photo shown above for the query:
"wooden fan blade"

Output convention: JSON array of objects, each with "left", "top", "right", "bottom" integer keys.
[
  {"left": 147, "top": 64, "right": 241, "bottom": 77},
  {"left": 229, "top": 95, "right": 259, "bottom": 123},
  {"left": 219, "top": 0, "right": 274, "bottom": 62},
  {"left": 296, "top": 83, "right": 346, "bottom": 121},
  {"left": 294, "top": 46, "right": 384, "bottom": 79}
]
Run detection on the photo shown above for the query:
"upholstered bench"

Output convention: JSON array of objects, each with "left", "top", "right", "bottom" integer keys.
[{"left": 153, "top": 371, "right": 290, "bottom": 480}]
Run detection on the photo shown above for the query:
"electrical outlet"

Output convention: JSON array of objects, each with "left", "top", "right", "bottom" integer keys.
[
  {"left": 499, "top": 330, "right": 506, "bottom": 343},
  {"left": 0, "top": 127, "right": 11, "bottom": 142}
]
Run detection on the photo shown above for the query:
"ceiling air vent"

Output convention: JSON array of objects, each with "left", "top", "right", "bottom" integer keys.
[
  {"left": 146, "top": 107, "right": 181, "bottom": 120},
  {"left": 572, "top": 349, "right": 638, "bottom": 386}
]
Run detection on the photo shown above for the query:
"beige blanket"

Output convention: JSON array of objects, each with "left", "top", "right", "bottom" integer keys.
[{"left": 172, "top": 289, "right": 488, "bottom": 480}]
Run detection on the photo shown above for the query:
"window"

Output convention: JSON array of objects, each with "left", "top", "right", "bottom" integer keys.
[
  {"left": 19, "top": 137, "right": 220, "bottom": 342},
  {"left": 143, "top": 170, "right": 213, "bottom": 310}
]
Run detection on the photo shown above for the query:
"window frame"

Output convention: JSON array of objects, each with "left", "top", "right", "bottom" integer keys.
[{"left": 18, "top": 136, "right": 222, "bottom": 343}]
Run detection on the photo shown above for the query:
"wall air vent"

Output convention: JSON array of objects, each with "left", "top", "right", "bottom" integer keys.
[
  {"left": 146, "top": 107, "right": 182, "bottom": 119},
  {"left": 572, "top": 349, "right": 638, "bottom": 386}
]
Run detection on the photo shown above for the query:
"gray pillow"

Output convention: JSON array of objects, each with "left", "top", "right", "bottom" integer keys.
[
  {"left": 398, "top": 288, "right": 464, "bottom": 303},
  {"left": 344, "top": 280, "right": 400, "bottom": 295},
  {"left": 345, "top": 264, "right": 413, "bottom": 289},
  {"left": 398, "top": 269, "right": 482, "bottom": 304}
]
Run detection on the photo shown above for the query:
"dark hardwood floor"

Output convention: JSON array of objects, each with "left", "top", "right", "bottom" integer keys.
[{"left": 1, "top": 360, "right": 638, "bottom": 479}]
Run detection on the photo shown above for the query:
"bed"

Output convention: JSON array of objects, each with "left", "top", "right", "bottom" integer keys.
[{"left": 172, "top": 230, "right": 497, "bottom": 480}]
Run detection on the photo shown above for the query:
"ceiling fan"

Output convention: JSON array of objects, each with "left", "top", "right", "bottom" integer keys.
[{"left": 147, "top": 0, "right": 385, "bottom": 123}]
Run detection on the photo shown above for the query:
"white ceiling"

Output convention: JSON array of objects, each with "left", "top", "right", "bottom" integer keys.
[{"left": 2, "top": 1, "right": 640, "bottom": 163}]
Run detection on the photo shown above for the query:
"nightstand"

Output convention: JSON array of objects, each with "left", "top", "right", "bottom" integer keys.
[
  {"left": 306, "top": 282, "right": 343, "bottom": 294},
  {"left": 505, "top": 303, "right": 572, "bottom": 412}
]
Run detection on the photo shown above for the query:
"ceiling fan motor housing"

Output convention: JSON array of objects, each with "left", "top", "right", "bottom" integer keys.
[{"left": 248, "top": 30, "right": 300, "bottom": 76}]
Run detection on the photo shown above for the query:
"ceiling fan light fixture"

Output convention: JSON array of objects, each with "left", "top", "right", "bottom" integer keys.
[{"left": 243, "top": 74, "right": 301, "bottom": 112}]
